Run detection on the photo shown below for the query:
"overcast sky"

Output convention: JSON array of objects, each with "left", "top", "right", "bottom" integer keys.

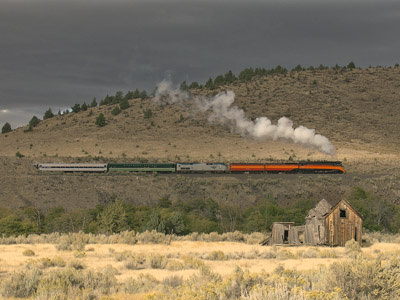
[{"left": 1, "top": 0, "right": 399, "bottom": 128}]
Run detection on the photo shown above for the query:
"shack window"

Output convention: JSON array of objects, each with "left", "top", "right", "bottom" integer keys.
[{"left": 340, "top": 209, "right": 347, "bottom": 218}]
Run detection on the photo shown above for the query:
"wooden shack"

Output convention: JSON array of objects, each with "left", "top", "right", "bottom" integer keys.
[
  {"left": 266, "top": 199, "right": 362, "bottom": 246},
  {"left": 325, "top": 199, "right": 362, "bottom": 246}
]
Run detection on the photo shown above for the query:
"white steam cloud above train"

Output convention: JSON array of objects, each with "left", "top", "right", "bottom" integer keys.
[{"left": 154, "top": 80, "right": 336, "bottom": 156}]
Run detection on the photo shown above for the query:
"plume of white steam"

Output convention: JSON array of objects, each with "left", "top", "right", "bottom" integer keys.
[
  {"left": 154, "top": 79, "right": 188, "bottom": 104},
  {"left": 154, "top": 80, "right": 336, "bottom": 156}
]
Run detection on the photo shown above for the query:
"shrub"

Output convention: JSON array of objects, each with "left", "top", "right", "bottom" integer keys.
[
  {"left": 207, "top": 250, "right": 227, "bottom": 261},
  {"left": 123, "top": 253, "right": 146, "bottom": 270},
  {"left": 51, "top": 256, "right": 66, "bottom": 267},
  {"left": 144, "top": 108, "right": 152, "bottom": 118},
  {"left": 166, "top": 260, "right": 185, "bottom": 271},
  {"left": 111, "top": 105, "right": 121, "bottom": 116},
  {"left": 68, "top": 260, "right": 85, "bottom": 270},
  {"left": 149, "top": 254, "right": 168, "bottom": 269},
  {"left": 15, "top": 151, "right": 24, "bottom": 158},
  {"left": 122, "top": 274, "right": 160, "bottom": 294},
  {"left": 73, "top": 251, "right": 86, "bottom": 258},
  {"left": 182, "top": 256, "right": 205, "bottom": 269},
  {"left": 0, "top": 267, "right": 42, "bottom": 298},
  {"left": 22, "top": 249, "right": 35, "bottom": 256},
  {"left": 345, "top": 239, "right": 361, "bottom": 256},
  {"left": 162, "top": 275, "right": 183, "bottom": 288},
  {"left": 137, "top": 230, "right": 170, "bottom": 244}
]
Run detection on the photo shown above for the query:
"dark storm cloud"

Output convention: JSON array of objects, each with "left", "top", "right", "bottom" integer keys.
[{"left": 1, "top": 0, "right": 400, "bottom": 127}]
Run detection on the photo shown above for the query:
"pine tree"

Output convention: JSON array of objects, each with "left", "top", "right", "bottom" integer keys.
[
  {"left": 214, "top": 75, "right": 225, "bottom": 87},
  {"left": 80, "top": 102, "right": 88, "bottom": 111},
  {"left": 205, "top": 78, "right": 215, "bottom": 89},
  {"left": 95, "top": 113, "right": 106, "bottom": 127},
  {"left": 113, "top": 91, "right": 123, "bottom": 104},
  {"left": 139, "top": 90, "right": 147, "bottom": 100},
  {"left": 1, "top": 122, "right": 11, "bottom": 134},
  {"left": 119, "top": 98, "right": 130, "bottom": 110},
  {"left": 179, "top": 81, "right": 189, "bottom": 91},
  {"left": 347, "top": 61, "right": 356, "bottom": 69},
  {"left": 43, "top": 108, "right": 54, "bottom": 120},
  {"left": 29, "top": 116, "right": 40, "bottom": 128},
  {"left": 71, "top": 104, "right": 81, "bottom": 113},
  {"left": 90, "top": 97, "right": 98, "bottom": 107},
  {"left": 132, "top": 89, "right": 141, "bottom": 99},
  {"left": 224, "top": 70, "right": 236, "bottom": 83},
  {"left": 124, "top": 91, "right": 134, "bottom": 100},
  {"left": 189, "top": 82, "right": 200, "bottom": 89}
]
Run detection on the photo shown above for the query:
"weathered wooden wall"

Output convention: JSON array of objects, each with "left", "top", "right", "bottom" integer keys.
[
  {"left": 325, "top": 201, "right": 363, "bottom": 246},
  {"left": 269, "top": 222, "right": 305, "bottom": 245}
]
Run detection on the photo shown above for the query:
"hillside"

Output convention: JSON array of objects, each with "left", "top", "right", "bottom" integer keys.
[{"left": 1, "top": 66, "right": 400, "bottom": 211}]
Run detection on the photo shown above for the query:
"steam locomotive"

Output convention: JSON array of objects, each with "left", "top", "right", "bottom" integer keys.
[{"left": 35, "top": 161, "right": 345, "bottom": 174}]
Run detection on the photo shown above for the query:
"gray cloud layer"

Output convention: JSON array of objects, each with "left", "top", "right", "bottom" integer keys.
[{"left": 1, "top": 0, "right": 400, "bottom": 127}]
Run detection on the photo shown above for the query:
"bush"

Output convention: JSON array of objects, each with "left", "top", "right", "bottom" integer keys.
[
  {"left": 207, "top": 250, "right": 227, "bottom": 260},
  {"left": 0, "top": 267, "right": 42, "bottom": 298},
  {"left": 166, "top": 260, "right": 185, "bottom": 271},
  {"left": 144, "top": 108, "right": 152, "bottom": 118},
  {"left": 51, "top": 256, "right": 66, "bottom": 267},
  {"left": 22, "top": 249, "right": 35, "bottom": 256},
  {"left": 111, "top": 105, "right": 121, "bottom": 116},
  {"left": 15, "top": 151, "right": 24, "bottom": 158},
  {"left": 345, "top": 239, "right": 361, "bottom": 257},
  {"left": 149, "top": 254, "right": 168, "bottom": 269}
]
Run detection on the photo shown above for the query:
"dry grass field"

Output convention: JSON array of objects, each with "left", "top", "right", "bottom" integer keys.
[{"left": 1, "top": 231, "right": 400, "bottom": 299}]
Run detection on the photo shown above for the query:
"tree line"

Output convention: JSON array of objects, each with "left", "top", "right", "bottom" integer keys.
[
  {"left": 1, "top": 187, "right": 399, "bottom": 237},
  {"left": 4, "top": 62, "right": 400, "bottom": 133}
]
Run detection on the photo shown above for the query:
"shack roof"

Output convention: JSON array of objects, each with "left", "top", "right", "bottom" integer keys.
[{"left": 306, "top": 199, "right": 331, "bottom": 219}]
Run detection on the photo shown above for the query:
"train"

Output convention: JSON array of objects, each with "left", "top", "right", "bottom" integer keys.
[{"left": 35, "top": 161, "right": 345, "bottom": 174}]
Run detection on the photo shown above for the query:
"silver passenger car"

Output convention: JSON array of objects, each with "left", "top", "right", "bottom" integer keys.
[
  {"left": 176, "top": 163, "right": 228, "bottom": 173},
  {"left": 36, "top": 163, "right": 108, "bottom": 172}
]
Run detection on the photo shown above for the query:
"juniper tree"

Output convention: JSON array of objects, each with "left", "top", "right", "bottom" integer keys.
[
  {"left": 29, "top": 116, "right": 40, "bottom": 128},
  {"left": 1, "top": 122, "right": 11, "bottom": 134},
  {"left": 71, "top": 104, "right": 81, "bottom": 113},
  {"left": 95, "top": 113, "right": 106, "bottom": 127},
  {"left": 80, "top": 102, "right": 88, "bottom": 111},
  {"left": 90, "top": 97, "right": 98, "bottom": 107},
  {"left": 43, "top": 108, "right": 54, "bottom": 120}
]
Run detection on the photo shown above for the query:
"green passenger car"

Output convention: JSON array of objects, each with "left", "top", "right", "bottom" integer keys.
[{"left": 107, "top": 163, "right": 176, "bottom": 173}]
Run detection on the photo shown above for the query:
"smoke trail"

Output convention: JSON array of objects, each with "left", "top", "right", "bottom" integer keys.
[{"left": 154, "top": 80, "right": 336, "bottom": 156}]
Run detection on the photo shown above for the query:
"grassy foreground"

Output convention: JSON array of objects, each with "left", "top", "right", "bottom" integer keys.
[{"left": 1, "top": 231, "right": 400, "bottom": 299}]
